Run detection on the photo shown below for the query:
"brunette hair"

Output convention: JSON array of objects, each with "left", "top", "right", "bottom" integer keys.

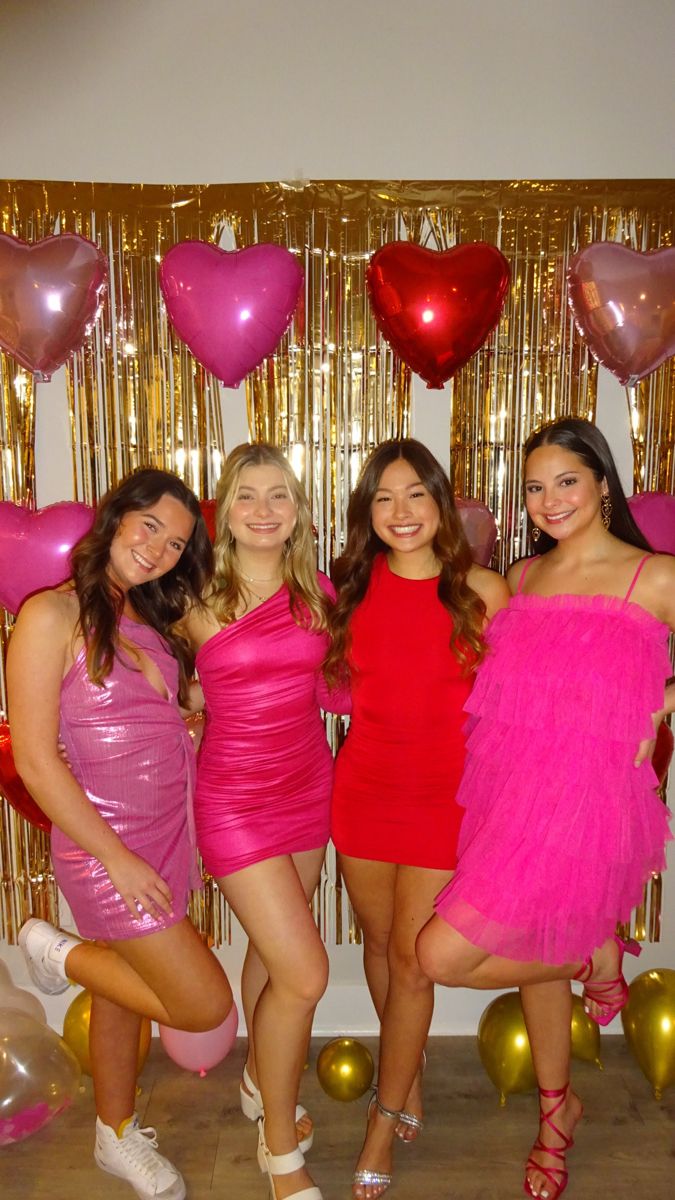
[
  {"left": 70, "top": 468, "right": 212, "bottom": 702},
  {"left": 524, "top": 418, "right": 652, "bottom": 553},
  {"left": 326, "top": 438, "right": 487, "bottom": 678},
  {"left": 210, "top": 443, "right": 330, "bottom": 632}
]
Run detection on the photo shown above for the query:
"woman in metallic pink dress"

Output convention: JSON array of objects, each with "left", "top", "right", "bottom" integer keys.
[
  {"left": 10, "top": 469, "right": 232, "bottom": 1200},
  {"left": 180, "top": 443, "right": 348, "bottom": 1200}
]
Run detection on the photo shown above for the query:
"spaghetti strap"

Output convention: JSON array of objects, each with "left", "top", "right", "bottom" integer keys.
[
  {"left": 516, "top": 556, "right": 540, "bottom": 594},
  {"left": 624, "top": 554, "right": 654, "bottom": 601}
]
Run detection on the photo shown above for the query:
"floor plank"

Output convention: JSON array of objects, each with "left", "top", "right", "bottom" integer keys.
[{"left": 1, "top": 1037, "right": 673, "bottom": 1198}]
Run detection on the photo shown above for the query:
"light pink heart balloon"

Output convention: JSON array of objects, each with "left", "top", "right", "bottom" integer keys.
[
  {"left": 0, "top": 501, "right": 95, "bottom": 614},
  {"left": 628, "top": 492, "right": 675, "bottom": 555},
  {"left": 159, "top": 241, "right": 303, "bottom": 387},
  {"left": 568, "top": 243, "right": 675, "bottom": 386},
  {"left": 0, "top": 233, "right": 108, "bottom": 379}
]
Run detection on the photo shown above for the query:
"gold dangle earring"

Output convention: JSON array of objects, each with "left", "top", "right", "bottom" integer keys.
[
  {"left": 601, "top": 493, "right": 612, "bottom": 529},
  {"left": 531, "top": 526, "right": 541, "bottom": 543}
]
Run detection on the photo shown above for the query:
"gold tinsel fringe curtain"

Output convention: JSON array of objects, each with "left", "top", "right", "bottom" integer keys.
[{"left": 1, "top": 179, "right": 674, "bottom": 946}]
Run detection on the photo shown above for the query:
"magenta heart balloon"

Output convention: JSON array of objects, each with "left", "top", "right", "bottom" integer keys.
[
  {"left": 0, "top": 502, "right": 94, "bottom": 614},
  {"left": 456, "top": 497, "right": 498, "bottom": 566},
  {"left": 568, "top": 243, "right": 675, "bottom": 386},
  {"left": 0, "top": 233, "right": 107, "bottom": 379},
  {"left": 159, "top": 241, "right": 303, "bottom": 387},
  {"left": 628, "top": 492, "right": 675, "bottom": 556}
]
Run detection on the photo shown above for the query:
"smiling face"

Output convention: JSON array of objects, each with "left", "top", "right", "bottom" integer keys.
[
  {"left": 524, "top": 443, "right": 607, "bottom": 542},
  {"left": 226, "top": 462, "right": 298, "bottom": 553},
  {"left": 370, "top": 457, "right": 441, "bottom": 559},
  {"left": 107, "top": 492, "right": 195, "bottom": 591}
]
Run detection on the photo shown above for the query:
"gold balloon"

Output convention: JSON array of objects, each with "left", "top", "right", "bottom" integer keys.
[
  {"left": 62, "top": 989, "right": 151, "bottom": 1077},
  {"left": 621, "top": 968, "right": 675, "bottom": 1100},
  {"left": 316, "top": 1037, "right": 374, "bottom": 1102},
  {"left": 477, "top": 992, "right": 536, "bottom": 1105},
  {"left": 570, "top": 994, "right": 602, "bottom": 1069}
]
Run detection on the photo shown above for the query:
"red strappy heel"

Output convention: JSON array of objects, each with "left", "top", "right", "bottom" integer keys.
[
  {"left": 573, "top": 933, "right": 641, "bottom": 1027},
  {"left": 524, "top": 1084, "right": 578, "bottom": 1200}
]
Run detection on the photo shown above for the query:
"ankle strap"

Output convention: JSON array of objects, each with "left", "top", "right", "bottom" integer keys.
[
  {"left": 369, "top": 1090, "right": 400, "bottom": 1122},
  {"left": 538, "top": 1084, "right": 569, "bottom": 1100}
]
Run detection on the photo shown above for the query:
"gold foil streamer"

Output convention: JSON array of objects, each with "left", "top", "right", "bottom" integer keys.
[{"left": 2, "top": 179, "right": 675, "bottom": 949}]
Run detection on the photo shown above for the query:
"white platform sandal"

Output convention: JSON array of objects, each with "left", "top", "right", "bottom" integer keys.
[
  {"left": 240, "top": 1065, "right": 314, "bottom": 1155},
  {"left": 257, "top": 1119, "right": 322, "bottom": 1200}
]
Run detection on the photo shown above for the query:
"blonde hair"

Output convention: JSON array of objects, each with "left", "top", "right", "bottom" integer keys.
[{"left": 210, "top": 443, "right": 329, "bottom": 631}]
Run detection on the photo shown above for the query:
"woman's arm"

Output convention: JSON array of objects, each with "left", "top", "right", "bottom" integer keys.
[
  {"left": 8, "top": 592, "right": 174, "bottom": 921},
  {"left": 633, "top": 555, "right": 675, "bottom": 767},
  {"left": 467, "top": 563, "right": 511, "bottom": 620}
]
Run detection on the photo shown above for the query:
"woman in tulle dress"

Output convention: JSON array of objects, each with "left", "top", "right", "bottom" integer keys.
[
  {"left": 417, "top": 419, "right": 675, "bottom": 1200},
  {"left": 179, "top": 443, "right": 348, "bottom": 1200},
  {"left": 11, "top": 469, "right": 233, "bottom": 1200}
]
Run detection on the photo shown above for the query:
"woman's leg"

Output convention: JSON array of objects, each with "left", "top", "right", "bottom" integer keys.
[
  {"left": 241, "top": 845, "right": 325, "bottom": 1146},
  {"left": 351, "top": 865, "right": 451, "bottom": 1200},
  {"left": 90, "top": 996, "right": 143, "bottom": 1129},
  {"left": 52, "top": 917, "right": 232, "bottom": 1030},
  {"left": 217, "top": 854, "right": 329, "bottom": 1200},
  {"left": 417, "top": 915, "right": 622, "bottom": 998},
  {"left": 520, "top": 983, "right": 583, "bottom": 1200},
  {"left": 339, "top": 855, "right": 397, "bottom": 1020}
]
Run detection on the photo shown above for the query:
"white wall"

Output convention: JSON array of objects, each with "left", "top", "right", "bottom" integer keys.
[{"left": 1, "top": 0, "right": 674, "bottom": 1035}]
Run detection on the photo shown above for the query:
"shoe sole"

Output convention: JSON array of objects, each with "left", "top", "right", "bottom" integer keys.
[{"left": 95, "top": 1152, "right": 186, "bottom": 1200}]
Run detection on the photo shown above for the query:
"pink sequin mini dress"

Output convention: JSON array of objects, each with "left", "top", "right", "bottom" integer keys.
[
  {"left": 52, "top": 616, "right": 199, "bottom": 941},
  {"left": 435, "top": 556, "right": 673, "bottom": 964}
]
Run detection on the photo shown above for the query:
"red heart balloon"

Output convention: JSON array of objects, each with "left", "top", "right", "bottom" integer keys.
[
  {"left": 199, "top": 498, "right": 217, "bottom": 543},
  {"left": 627, "top": 492, "right": 675, "bottom": 555},
  {"left": 159, "top": 241, "right": 303, "bottom": 387},
  {"left": 568, "top": 243, "right": 675, "bottom": 386},
  {"left": 0, "top": 722, "right": 51, "bottom": 833},
  {"left": 0, "top": 501, "right": 95, "bottom": 615},
  {"left": 456, "top": 497, "right": 498, "bottom": 566},
  {"left": 0, "top": 233, "right": 107, "bottom": 379},
  {"left": 366, "top": 242, "right": 510, "bottom": 389}
]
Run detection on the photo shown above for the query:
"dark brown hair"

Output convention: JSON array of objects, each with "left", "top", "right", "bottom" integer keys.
[
  {"left": 70, "top": 468, "right": 213, "bottom": 702},
  {"left": 326, "top": 439, "right": 487, "bottom": 678},
  {"left": 525, "top": 418, "right": 652, "bottom": 553}
]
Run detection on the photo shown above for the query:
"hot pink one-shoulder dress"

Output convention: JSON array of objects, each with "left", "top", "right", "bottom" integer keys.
[
  {"left": 53, "top": 615, "right": 199, "bottom": 941},
  {"left": 194, "top": 575, "right": 348, "bottom": 877}
]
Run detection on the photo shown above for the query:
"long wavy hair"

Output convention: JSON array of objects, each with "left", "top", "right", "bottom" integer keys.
[
  {"left": 525, "top": 418, "right": 652, "bottom": 554},
  {"left": 70, "top": 468, "right": 213, "bottom": 702},
  {"left": 210, "top": 443, "right": 330, "bottom": 632},
  {"left": 326, "top": 439, "right": 487, "bottom": 678}
]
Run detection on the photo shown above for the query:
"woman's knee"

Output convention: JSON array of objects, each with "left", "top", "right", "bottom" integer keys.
[
  {"left": 416, "top": 922, "right": 464, "bottom": 986},
  {"left": 388, "top": 939, "right": 433, "bottom": 993},
  {"left": 274, "top": 943, "right": 329, "bottom": 1009}
]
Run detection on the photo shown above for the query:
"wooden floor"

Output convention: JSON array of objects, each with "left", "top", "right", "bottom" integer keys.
[{"left": 2, "top": 1036, "right": 674, "bottom": 1199}]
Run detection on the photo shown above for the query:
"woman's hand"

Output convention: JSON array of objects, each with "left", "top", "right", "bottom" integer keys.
[
  {"left": 103, "top": 845, "right": 174, "bottom": 922},
  {"left": 634, "top": 708, "right": 667, "bottom": 768}
]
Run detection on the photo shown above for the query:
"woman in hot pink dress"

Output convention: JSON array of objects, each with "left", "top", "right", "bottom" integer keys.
[
  {"left": 417, "top": 419, "right": 675, "bottom": 1200},
  {"left": 180, "top": 443, "right": 348, "bottom": 1200},
  {"left": 11, "top": 469, "right": 232, "bottom": 1200}
]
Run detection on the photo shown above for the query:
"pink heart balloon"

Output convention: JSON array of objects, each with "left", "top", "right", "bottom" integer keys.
[
  {"left": 627, "top": 492, "right": 675, "bottom": 556},
  {"left": 0, "top": 501, "right": 94, "bottom": 614},
  {"left": 456, "top": 496, "right": 498, "bottom": 566},
  {"left": 0, "top": 233, "right": 108, "bottom": 379},
  {"left": 159, "top": 241, "right": 303, "bottom": 387},
  {"left": 568, "top": 243, "right": 675, "bottom": 386}
]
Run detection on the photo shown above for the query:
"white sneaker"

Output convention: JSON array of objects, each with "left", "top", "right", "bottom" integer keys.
[
  {"left": 18, "top": 918, "right": 79, "bottom": 995},
  {"left": 95, "top": 1116, "right": 186, "bottom": 1200}
]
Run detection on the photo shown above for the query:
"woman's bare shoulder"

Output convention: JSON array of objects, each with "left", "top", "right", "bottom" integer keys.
[{"left": 467, "top": 563, "right": 510, "bottom": 617}]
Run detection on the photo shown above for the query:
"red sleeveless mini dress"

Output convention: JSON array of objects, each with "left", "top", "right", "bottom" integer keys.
[{"left": 331, "top": 554, "right": 472, "bottom": 869}]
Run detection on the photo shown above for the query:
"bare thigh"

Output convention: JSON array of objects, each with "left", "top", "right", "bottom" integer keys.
[
  {"left": 109, "top": 916, "right": 232, "bottom": 1030},
  {"left": 339, "top": 854, "right": 398, "bottom": 950}
]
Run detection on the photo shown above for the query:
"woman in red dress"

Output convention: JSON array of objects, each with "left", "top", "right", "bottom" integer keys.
[{"left": 327, "top": 439, "right": 508, "bottom": 1198}]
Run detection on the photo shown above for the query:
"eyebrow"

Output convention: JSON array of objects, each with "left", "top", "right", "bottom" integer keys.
[
  {"left": 524, "top": 470, "right": 579, "bottom": 484},
  {"left": 374, "top": 479, "right": 424, "bottom": 493}
]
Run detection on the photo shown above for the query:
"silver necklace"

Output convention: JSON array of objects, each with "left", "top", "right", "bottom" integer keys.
[{"left": 242, "top": 571, "right": 281, "bottom": 584}]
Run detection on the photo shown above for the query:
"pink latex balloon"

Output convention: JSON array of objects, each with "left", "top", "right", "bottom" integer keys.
[
  {"left": 159, "top": 1002, "right": 238, "bottom": 1075},
  {"left": 456, "top": 496, "right": 498, "bottom": 566},
  {"left": 159, "top": 241, "right": 303, "bottom": 387},
  {"left": 627, "top": 492, "right": 675, "bottom": 555},
  {"left": 0, "top": 501, "right": 94, "bottom": 614},
  {"left": 568, "top": 243, "right": 675, "bottom": 386},
  {"left": 0, "top": 233, "right": 107, "bottom": 379}
]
